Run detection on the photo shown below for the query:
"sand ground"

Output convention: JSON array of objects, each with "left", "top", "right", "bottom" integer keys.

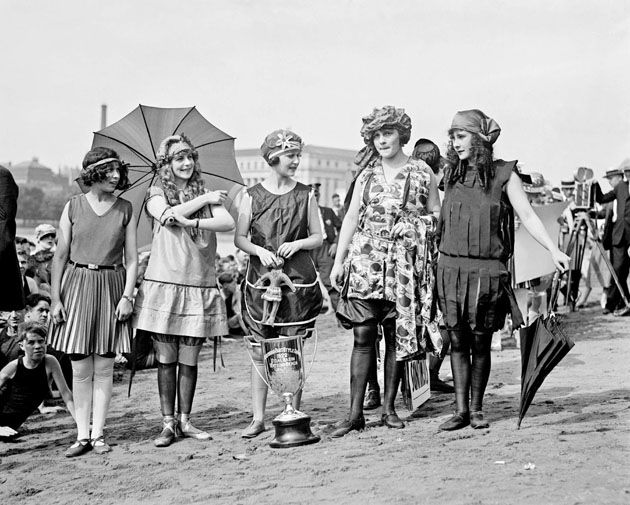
[{"left": 1, "top": 287, "right": 629, "bottom": 505}]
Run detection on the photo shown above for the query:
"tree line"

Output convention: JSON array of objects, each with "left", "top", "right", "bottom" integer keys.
[{"left": 16, "top": 186, "right": 81, "bottom": 223}]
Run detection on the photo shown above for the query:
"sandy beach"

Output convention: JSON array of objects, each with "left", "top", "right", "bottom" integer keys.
[{"left": 1, "top": 285, "right": 629, "bottom": 505}]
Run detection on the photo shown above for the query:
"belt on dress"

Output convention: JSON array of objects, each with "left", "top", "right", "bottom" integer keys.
[{"left": 69, "top": 260, "right": 123, "bottom": 271}]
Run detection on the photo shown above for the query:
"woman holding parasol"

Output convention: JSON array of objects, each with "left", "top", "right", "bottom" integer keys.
[
  {"left": 133, "top": 134, "right": 234, "bottom": 447},
  {"left": 235, "top": 129, "right": 323, "bottom": 439},
  {"left": 437, "top": 109, "right": 569, "bottom": 431}
]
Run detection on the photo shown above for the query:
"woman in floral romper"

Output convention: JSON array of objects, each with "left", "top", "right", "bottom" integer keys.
[{"left": 330, "top": 106, "right": 441, "bottom": 437}]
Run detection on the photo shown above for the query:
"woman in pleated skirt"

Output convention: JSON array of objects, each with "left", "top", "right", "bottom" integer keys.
[
  {"left": 436, "top": 110, "right": 569, "bottom": 431},
  {"left": 49, "top": 147, "right": 137, "bottom": 456}
]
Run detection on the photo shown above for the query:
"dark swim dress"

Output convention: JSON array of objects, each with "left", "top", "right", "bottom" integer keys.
[
  {"left": 242, "top": 182, "right": 323, "bottom": 339},
  {"left": 437, "top": 160, "right": 524, "bottom": 333}
]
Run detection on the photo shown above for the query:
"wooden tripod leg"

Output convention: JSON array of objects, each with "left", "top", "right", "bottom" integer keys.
[
  {"left": 563, "top": 216, "right": 585, "bottom": 309},
  {"left": 584, "top": 217, "right": 630, "bottom": 308}
]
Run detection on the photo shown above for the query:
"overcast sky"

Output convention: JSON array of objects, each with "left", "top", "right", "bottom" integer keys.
[{"left": 1, "top": 0, "right": 628, "bottom": 183}]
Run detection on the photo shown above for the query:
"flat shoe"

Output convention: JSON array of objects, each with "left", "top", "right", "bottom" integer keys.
[
  {"left": 381, "top": 413, "right": 405, "bottom": 429},
  {"left": 614, "top": 306, "right": 630, "bottom": 317},
  {"left": 470, "top": 411, "right": 490, "bottom": 429},
  {"left": 241, "top": 420, "right": 266, "bottom": 439},
  {"left": 363, "top": 389, "right": 381, "bottom": 410},
  {"left": 439, "top": 412, "right": 470, "bottom": 431},
  {"left": 430, "top": 377, "right": 455, "bottom": 394},
  {"left": 91, "top": 436, "right": 111, "bottom": 454},
  {"left": 331, "top": 417, "right": 365, "bottom": 438},
  {"left": 154, "top": 419, "right": 178, "bottom": 448},
  {"left": 65, "top": 439, "right": 92, "bottom": 458},
  {"left": 180, "top": 420, "right": 212, "bottom": 441}
]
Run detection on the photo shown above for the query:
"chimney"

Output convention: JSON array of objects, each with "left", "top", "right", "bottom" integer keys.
[{"left": 100, "top": 104, "right": 107, "bottom": 130}]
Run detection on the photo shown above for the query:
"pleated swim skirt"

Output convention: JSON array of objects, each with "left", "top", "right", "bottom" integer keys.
[
  {"left": 49, "top": 264, "right": 131, "bottom": 355},
  {"left": 437, "top": 255, "right": 523, "bottom": 333}
]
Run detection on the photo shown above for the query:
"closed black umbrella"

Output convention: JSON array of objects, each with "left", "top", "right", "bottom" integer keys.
[{"left": 518, "top": 274, "right": 575, "bottom": 428}]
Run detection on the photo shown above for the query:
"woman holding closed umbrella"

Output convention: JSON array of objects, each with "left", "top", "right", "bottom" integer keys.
[
  {"left": 133, "top": 134, "right": 234, "bottom": 447},
  {"left": 437, "top": 109, "right": 569, "bottom": 431}
]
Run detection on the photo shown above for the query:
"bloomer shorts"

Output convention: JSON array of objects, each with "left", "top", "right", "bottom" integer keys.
[
  {"left": 336, "top": 297, "right": 396, "bottom": 330},
  {"left": 152, "top": 334, "right": 205, "bottom": 366}
]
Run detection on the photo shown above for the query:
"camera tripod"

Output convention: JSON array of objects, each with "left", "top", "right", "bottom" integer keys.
[{"left": 562, "top": 211, "right": 630, "bottom": 313}]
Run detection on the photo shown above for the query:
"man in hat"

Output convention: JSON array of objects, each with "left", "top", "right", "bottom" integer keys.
[
  {"left": 522, "top": 172, "right": 547, "bottom": 205},
  {"left": 560, "top": 179, "right": 575, "bottom": 201},
  {"left": 310, "top": 183, "right": 342, "bottom": 310},
  {"left": 594, "top": 167, "right": 630, "bottom": 316}
]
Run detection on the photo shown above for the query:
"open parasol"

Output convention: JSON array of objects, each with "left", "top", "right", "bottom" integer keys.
[
  {"left": 91, "top": 104, "right": 244, "bottom": 248},
  {"left": 517, "top": 273, "right": 575, "bottom": 428}
]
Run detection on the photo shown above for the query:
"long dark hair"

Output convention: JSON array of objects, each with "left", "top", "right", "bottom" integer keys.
[{"left": 445, "top": 132, "right": 494, "bottom": 190}]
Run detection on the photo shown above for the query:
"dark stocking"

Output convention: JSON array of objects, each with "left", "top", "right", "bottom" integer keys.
[
  {"left": 366, "top": 345, "right": 380, "bottom": 392},
  {"left": 349, "top": 324, "right": 378, "bottom": 420},
  {"left": 382, "top": 322, "right": 403, "bottom": 415},
  {"left": 448, "top": 330, "right": 471, "bottom": 414},
  {"left": 430, "top": 329, "right": 451, "bottom": 377},
  {"left": 157, "top": 362, "right": 177, "bottom": 417},
  {"left": 177, "top": 364, "right": 198, "bottom": 415},
  {"left": 470, "top": 332, "right": 492, "bottom": 412}
]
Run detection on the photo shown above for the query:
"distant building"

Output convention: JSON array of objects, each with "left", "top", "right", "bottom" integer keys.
[
  {"left": 8, "top": 157, "right": 77, "bottom": 194},
  {"left": 236, "top": 145, "right": 358, "bottom": 206}
]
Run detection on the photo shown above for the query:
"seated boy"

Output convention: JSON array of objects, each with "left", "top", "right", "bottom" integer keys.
[{"left": 0, "top": 322, "right": 75, "bottom": 438}]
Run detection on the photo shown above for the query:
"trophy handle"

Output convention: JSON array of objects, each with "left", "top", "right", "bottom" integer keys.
[
  {"left": 301, "top": 328, "right": 318, "bottom": 389},
  {"left": 242, "top": 336, "right": 273, "bottom": 389},
  {"left": 242, "top": 330, "right": 318, "bottom": 393}
]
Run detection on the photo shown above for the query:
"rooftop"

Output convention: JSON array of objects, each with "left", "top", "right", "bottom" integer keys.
[{"left": 236, "top": 144, "right": 357, "bottom": 160}]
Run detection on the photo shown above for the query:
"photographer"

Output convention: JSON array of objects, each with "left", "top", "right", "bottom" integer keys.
[{"left": 594, "top": 167, "right": 630, "bottom": 316}]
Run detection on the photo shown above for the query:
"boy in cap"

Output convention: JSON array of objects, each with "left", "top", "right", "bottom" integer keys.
[{"left": 33, "top": 224, "right": 56, "bottom": 255}]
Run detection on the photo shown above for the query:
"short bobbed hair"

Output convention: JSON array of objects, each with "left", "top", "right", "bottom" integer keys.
[{"left": 81, "top": 147, "right": 130, "bottom": 190}]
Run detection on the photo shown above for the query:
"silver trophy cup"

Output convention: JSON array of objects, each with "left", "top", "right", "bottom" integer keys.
[{"left": 245, "top": 332, "right": 320, "bottom": 448}]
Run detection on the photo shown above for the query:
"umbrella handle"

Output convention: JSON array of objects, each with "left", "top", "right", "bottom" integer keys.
[{"left": 548, "top": 271, "right": 562, "bottom": 313}]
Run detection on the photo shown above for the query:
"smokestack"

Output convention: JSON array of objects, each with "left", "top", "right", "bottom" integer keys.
[{"left": 100, "top": 104, "right": 107, "bottom": 130}]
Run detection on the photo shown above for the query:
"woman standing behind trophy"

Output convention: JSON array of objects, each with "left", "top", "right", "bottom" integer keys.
[
  {"left": 235, "top": 129, "right": 323, "bottom": 439},
  {"left": 330, "top": 106, "right": 441, "bottom": 437},
  {"left": 133, "top": 135, "right": 234, "bottom": 447},
  {"left": 437, "top": 109, "right": 569, "bottom": 431}
]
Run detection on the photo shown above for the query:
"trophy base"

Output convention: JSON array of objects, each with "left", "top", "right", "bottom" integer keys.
[{"left": 269, "top": 415, "right": 320, "bottom": 449}]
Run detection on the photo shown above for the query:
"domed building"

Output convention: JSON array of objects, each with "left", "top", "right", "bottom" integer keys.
[{"left": 9, "top": 157, "right": 68, "bottom": 193}]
